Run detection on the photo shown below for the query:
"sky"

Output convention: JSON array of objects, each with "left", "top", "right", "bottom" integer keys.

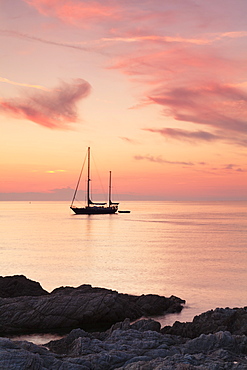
[{"left": 0, "top": 0, "right": 247, "bottom": 201}]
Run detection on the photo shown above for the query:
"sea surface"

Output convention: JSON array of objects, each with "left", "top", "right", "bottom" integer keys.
[{"left": 0, "top": 200, "right": 246, "bottom": 335}]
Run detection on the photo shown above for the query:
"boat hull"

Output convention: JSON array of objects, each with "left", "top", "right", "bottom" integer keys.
[{"left": 70, "top": 206, "right": 118, "bottom": 215}]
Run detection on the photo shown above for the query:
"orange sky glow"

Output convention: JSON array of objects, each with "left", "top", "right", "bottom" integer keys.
[{"left": 0, "top": 0, "right": 246, "bottom": 200}]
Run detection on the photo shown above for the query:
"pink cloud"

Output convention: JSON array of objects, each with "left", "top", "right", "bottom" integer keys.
[
  {"left": 0, "top": 30, "right": 92, "bottom": 52},
  {"left": 148, "top": 82, "right": 247, "bottom": 135},
  {"left": 24, "top": 0, "right": 245, "bottom": 33},
  {"left": 134, "top": 154, "right": 194, "bottom": 166},
  {"left": 222, "top": 164, "right": 244, "bottom": 172},
  {"left": 0, "top": 79, "right": 91, "bottom": 129},
  {"left": 112, "top": 42, "right": 247, "bottom": 146},
  {"left": 135, "top": 155, "right": 246, "bottom": 174},
  {"left": 119, "top": 136, "right": 139, "bottom": 144},
  {"left": 0, "top": 76, "right": 50, "bottom": 91},
  {"left": 143, "top": 128, "right": 220, "bottom": 143},
  {"left": 110, "top": 42, "right": 246, "bottom": 84},
  {"left": 23, "top": 0, "right": 213, "bottom": 38},
  {"left": 24, "top": 0, "right": 122, "bottom": 26},
  {"left": 21, "top": 0, "right": 247, "bottom": 146}
]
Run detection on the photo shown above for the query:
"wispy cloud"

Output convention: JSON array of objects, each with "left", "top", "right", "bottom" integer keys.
[
  {"left": 45, "top": 169, "right": 66, "bottom": 173},
  {"left": 7, "top": 1, "right": 247, "bottom": 148},
  {"left": 119, "top": 136, "right": 139, "bottom": 144},
  {"left": 146, "top": 82, "right": 247, "bottom": 145},
  {"left": 135, "top": 155, "right": 246, "bottom": 173},
  {"left": 223, "top": 164, "right": 245, "bottom": 172},
  {"left": 218, "top": 31, "right": 247, "bottom": 40},
  {"left": 101, "top": 35, "right": 211, "bottom": 45},
  {"left": 24, "top": 0, "right": 122, "bottom": 25},
  {"left": 143, "top": 127, "right": 220, "bottom": 143},
  {"left": 0, "top": 79, "right": 91, "bottom": 129},
  {"left": 134, "top": 154, "right": 194, "bottom": 166},
  {"left": 0, "top": 29, "right": 92, "bottom": 52},
  {"left": 0, "top": 76, "right": 50, "bottom": 91}
]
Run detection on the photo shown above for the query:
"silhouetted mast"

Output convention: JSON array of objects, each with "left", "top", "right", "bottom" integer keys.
[
  {"left": 87, "top": 147, "right": 91, "bottom": 207},
  {"left": 109, "top": 171, "right": 112, "bottom": 207}
]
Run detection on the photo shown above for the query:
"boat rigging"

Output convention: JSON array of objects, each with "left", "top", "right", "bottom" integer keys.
[{"left": 70, "top": 147, "right": 119, "bottom": 215}]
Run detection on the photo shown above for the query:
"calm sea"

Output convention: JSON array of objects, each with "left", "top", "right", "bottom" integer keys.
[{"left": 0, "top": 201, "right": 246, "bottom": 330}]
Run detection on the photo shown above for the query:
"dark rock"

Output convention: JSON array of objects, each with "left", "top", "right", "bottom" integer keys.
[
  {"left": 183, "top": 330, "right": 247, "bottom": 355},
  {"left": 0, "top": 278, "right": 185, "bottom": 336},
  {"left": 103, "top": 318, "right": 161, "bottom": 340},
  {"left": 131, "top": 319, "right": 161, "bottom": 332},
  {"left": 50, "top": 284, "right": 110, "bottom": 295},
  {"left": 0, "top": 310, "right": 246, "bottom": 369},
  {"left": 161, "top": 307, "right": 247, "bottom": 338},
  {"left": 45, "top": 323, "right": 180, "bottom": 361},
  {"left": 45, "top": 328, "right": 91, "bottom": 355},
  {"left": 134, "top": 294, "right": 185, "bottom": 315},
  {"left": 6, "top": 323, "right": 247, "bottom": 370},
  {"left": 0, "top": 337, "right": 85, "bottom": 369},
  {"left": 0, "top": 275, "right": 48, "bottom": 298},
  {"left": 40, "top": 315, "right": 247, "bottom": 368},
  {"left": 1, "top": 276, "right": 246, "bottom": 368}
]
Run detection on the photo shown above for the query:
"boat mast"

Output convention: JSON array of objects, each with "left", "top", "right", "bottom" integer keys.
[
  {"left": 71, "top": 151, "right": 87, "bottom": 207},
  {"left": 109, "top": 171, "right": 112, "bottom": 207},
  {"left": 87, "top": 147, "right": 90, "bottom": 207}
]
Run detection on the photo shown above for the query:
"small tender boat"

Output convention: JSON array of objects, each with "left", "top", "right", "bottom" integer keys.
[
  {"left": 118, "top": 210, "right": 131, "bottom": 213},
  {"left": 70, "top": 147, "right": 119, "bottom": 215}
]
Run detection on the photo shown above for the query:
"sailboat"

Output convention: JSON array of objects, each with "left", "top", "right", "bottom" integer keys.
[{"left": 70, "top": 147, "right": 119, "bottom": 214}]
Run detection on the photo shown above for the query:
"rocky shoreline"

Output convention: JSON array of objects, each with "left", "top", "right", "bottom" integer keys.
[
  {"left": 0, "top": 275, "right": 246, "bottom": 369},
  {"left": 0, "top": 275, "right": 184, "bottom": 336}
]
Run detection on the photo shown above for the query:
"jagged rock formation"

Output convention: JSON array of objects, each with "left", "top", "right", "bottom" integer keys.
[
  {"left": 0, "top": 276, "right": 246, "bottom": 369},
  {"left": 0, "top": 276, "right": 184, "bottom": 336},
  {"left": 0, "top": 275, "right": 48, "bottom": 298},
  {"left": 0, "top": 318, "right": 246, "bottom": 369},
  {"left": 161, "top": 306, "right": 247, "bottom": 338}
]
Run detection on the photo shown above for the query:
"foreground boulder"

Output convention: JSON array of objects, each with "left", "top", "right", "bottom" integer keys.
[
  {"left": 0, "top": 277, "right": 185, "bottom": 336},
  {"left": 162, "top": 307, "right": 247, "bottom": 338},
  {"left": 0, "top": 317, "right": 246, "bottom": 369}
]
